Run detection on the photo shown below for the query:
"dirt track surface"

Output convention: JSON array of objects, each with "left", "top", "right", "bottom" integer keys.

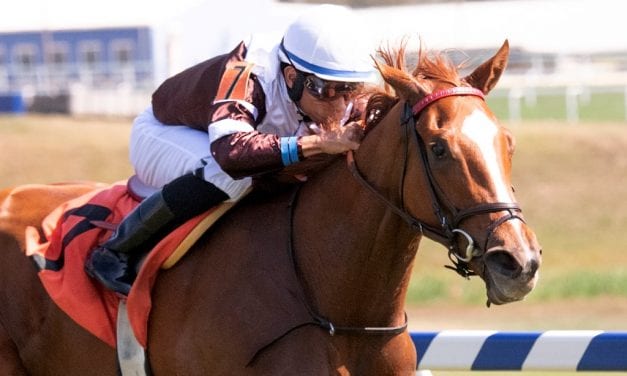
[{"left": 407, "top": 296, "right": 627, "bottom": 331}]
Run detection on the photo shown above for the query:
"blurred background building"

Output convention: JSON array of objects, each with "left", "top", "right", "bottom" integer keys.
[{"left": 0, "top": 0, "right": 625, "bottom": 121}]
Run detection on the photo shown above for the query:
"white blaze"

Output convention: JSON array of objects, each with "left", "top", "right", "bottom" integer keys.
[
  {"left": 461, "top": 110, "right": 532, "bottom": 259},
  {"left": 461, "top": 110, "right": 537, "bottom": 266},
  {"left": 461, "top": 110, "right": 511, "bottom": 203}
]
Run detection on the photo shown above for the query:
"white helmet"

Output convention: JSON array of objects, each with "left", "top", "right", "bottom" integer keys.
[{"left": 279, "top": 5, "right": 377, "bottom": 83}]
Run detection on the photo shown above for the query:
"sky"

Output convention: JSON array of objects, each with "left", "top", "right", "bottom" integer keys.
[
  {"left": 0, "top": 0, "right": 206, "bottom": 30},
  {"left": 359, "top": 0, "right": 627, "bottom": 54},
  {"left": 2, "top": 0, "right": 626, "bottom": 55}
]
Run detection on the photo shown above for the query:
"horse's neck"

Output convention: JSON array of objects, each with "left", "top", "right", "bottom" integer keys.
[{"left": 294, "top": 136, "right": 420, "bottom": 326}]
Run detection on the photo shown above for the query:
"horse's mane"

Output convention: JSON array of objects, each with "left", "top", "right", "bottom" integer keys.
[{"left": 365, "top": 41, "right": 463, "bottom": 131}]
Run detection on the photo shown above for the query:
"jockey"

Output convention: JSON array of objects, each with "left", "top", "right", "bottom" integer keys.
[{"left": 84, "top": 4, "right": 378, "bottom": 295}]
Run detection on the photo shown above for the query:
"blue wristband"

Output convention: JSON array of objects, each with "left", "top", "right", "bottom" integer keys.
[
  {"left": 288, "top": 137, "right": 299, "bottom": 165},
  {"left": 280, "top": 137, "right": 291, "bottom": 166},
  {"left": 280, "top": 137, "right": 300, "bottom": 166}
]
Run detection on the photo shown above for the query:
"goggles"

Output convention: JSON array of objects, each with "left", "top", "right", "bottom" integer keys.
[{"left": 303, "top": 75, "right": 363, "bottom": 100}]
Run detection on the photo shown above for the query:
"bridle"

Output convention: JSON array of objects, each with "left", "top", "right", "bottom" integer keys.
[{"left": 348, "top": 86, "right": 525, "bottom": 278}]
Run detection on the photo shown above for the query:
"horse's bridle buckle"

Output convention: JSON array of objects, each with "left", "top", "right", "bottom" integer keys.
[{"left": 451, "top": 228, "right": 479, "bottom": 263}]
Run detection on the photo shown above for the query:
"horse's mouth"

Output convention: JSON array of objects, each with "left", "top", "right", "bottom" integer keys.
[
  {"left": 484, "top": 269, "right": 537, "bottom": 306},
  {"left": 485, "top": 285, "right": 519, "bottom": 306}
]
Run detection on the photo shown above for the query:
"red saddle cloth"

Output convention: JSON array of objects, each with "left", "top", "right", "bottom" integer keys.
[{"left": 26, "top": 182, "right": 215, "bottom": 349}]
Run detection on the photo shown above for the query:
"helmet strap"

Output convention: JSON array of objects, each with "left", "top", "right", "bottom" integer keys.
[
  {"left": 280, "top": 39, "right": 307, "bottom": 103},
  {"left": 287, "top": 70, "right": 306, "bottom": 103}
]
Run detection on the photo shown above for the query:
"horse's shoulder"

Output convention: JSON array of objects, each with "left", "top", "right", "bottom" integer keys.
[{"left": 0, "top": 182, "right": 105, "bottom": 248}]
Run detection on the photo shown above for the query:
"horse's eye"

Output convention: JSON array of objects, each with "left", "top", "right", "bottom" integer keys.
[{"left": 430, "top": 141, "right": 447, "bottom": 159}]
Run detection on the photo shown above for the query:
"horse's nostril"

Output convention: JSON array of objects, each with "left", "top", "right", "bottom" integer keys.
[
  {"left": 526, "top": 258, "right": 540, "bottom": 276},
  {"left": 484, "top": 250, "right": 522, "bottom": 278}
]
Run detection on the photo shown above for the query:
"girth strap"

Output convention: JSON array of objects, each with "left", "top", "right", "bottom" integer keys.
[{"left": 312, "top": 313, "right": 408, "bottom": 336}]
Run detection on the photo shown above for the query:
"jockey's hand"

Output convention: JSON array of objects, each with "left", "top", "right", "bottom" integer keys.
[{"left": 300, "top": 121, "right": 364, "bottom": 157}]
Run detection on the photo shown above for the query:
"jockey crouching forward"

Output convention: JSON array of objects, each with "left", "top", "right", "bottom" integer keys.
[{"left": 84, "top": 5, "right": 378, "bottom": 296}]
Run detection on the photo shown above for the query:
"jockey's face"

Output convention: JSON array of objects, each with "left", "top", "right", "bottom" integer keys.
[
  {"left": 302, "top": 75, "right": 362, "bottom": 101},
  {"left": 299, "top": 83, "right": 353, "bottom": 126},
  {"left": 284, "top": 65, "right": 361, "bottom": 127}
]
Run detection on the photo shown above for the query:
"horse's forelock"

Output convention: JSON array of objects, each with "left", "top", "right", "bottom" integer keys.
[
  {"left": 413, "top": 50, "right": 462, "bottom": 87},
  {"left": 376, "top": 41, "right": 408, "bottom": 71},
  {"left": 366, "top": 42, "right": 466, "bottom": 133},
  {"left": 377, "top": 41, "right": 463, "bottom": 91}
]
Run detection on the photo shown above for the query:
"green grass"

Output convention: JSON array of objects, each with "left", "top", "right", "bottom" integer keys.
[
  {"left": 532, "top": 270, "right": 627, "bottom": 300},
  {"left": 487, "top": 89, "right": 626, "bottom": 122},
  {"left": 580, "top": 92, "right": 626, "bottom": 121}
]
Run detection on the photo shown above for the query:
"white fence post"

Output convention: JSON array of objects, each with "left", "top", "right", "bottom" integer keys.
[
  {"left": 508, "top": 87, "right": 522, "bottom": 123},
  {"left": 566, "top": 86, "right": 582, "bottom": 124}
]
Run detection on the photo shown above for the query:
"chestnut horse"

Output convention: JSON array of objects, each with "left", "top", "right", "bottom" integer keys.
[{"left": 0, "top": 40, "right": 541, "bottom": 375}]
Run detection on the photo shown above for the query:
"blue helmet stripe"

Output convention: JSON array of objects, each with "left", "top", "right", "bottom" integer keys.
[{"left": 280, "top": 41, "right": 373, "bottom": 80}]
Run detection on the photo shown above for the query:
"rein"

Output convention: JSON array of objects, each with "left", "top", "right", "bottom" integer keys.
[
  {"left": 348, "top": 87, "right": 524, "bottom": 278},
  {"left": 285, "top": 187, "right": 408, "bottom": 338}
]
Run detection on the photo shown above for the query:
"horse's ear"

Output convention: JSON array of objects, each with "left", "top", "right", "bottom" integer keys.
[
  {"left": 463, "top": 40, "right": 509, "bottom": 95},
  {"left": 374, "top": 59, "right": 426, "bottom": 102}
]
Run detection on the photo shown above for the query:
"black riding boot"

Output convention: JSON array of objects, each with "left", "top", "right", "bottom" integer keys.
[{"left": 85, "top": 173, "right": 229, "bottom": 295}]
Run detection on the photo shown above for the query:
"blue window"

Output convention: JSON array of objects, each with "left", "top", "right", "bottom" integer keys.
[
  {"left": 77, "top": 40, "right": 102, "bottom": 69},
  {"left": 12, "top": 43, "right": 38, "bottom": 72},
  {"left": 110, "top": 39, "right": 134, "bottom": 66}
]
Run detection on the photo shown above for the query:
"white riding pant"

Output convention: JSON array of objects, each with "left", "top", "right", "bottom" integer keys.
[{"left": 129, "top": 107, "right": 252, "bottom": 201}]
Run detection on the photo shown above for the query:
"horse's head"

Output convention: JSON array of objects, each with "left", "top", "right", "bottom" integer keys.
[{"left": 361, "top": 40, "right": 541, "bottom": 305}]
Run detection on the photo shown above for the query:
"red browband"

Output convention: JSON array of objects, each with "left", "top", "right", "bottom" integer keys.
[{"left": 412, "top": 87, "right": 485, "bottom": 115}]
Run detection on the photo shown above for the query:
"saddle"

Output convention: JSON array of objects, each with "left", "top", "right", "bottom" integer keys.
[{"left": 22, "top": 177, "right": 242, "bottom": 348}]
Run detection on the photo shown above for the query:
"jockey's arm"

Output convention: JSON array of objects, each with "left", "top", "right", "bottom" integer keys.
[
  {"left": 207, "top": 79, "right": 363, "bottom": 179},
  {"left": 209, "top": 122, "right": 361, "bottom": 180}
]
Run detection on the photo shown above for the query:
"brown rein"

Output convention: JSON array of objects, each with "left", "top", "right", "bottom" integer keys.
[{"left": 286, "top": 187, "right": 409, "bottom": 337}]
